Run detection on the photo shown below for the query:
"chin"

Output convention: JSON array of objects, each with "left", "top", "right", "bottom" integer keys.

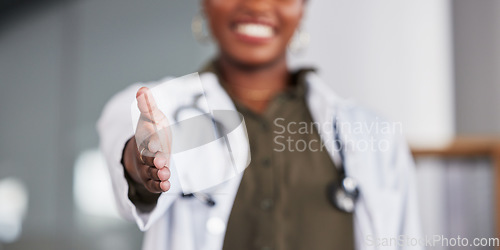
[{"left": 222, "top": 47, "right": 287, "bottom": 69}]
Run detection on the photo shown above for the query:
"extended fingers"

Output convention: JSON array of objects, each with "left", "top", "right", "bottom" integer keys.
[
  {"left": 136, "top": 126, "right": 172, "bottom": 151},
  {"left": 138, "top": 157, "right": 170, "bottom": 181},
  {"left": 147, "top": 167, "right": 160, "bottom": 181},
  {"left": 157, "top": 167, "right": 171, "bottom": 181},
  {"left": 138, "top": 151, "right": 169, "bottom": 169},
  {"left": 139, "top": 165, "right": 171, "bottom": 193},
  {"left": 145, "top": 180, "right": 162, "bottom": 193},
  {"left": 160, "top": 181, "right": 171, "bottom": 192},
  {"left": 145, "top": 179, "right": 170, "bottom": 193}
]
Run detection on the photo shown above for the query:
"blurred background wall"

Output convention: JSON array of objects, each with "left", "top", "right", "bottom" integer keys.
[
  {"left": 0, "top": 1, "right": 210, "bottom": 249},
  {"left": 453, "top": 0, "right": 500, "bottom": 135},
  {"left": 0, "top": 0, "right": 499, "bottom": 249},
  {"left": 291, "top": 0, "right": 455, "bottom": 149}
]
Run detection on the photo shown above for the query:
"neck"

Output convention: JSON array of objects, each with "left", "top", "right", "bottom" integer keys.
[{"left": 216, "top": 55, "right": 290, "bottom": 113}]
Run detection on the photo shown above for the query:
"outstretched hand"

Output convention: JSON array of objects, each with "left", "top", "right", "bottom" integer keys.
[{"left": 123, "top": 87, "right": 173, "bottom": 193}]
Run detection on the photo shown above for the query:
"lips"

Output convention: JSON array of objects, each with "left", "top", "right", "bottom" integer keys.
[
  {"left": 232, "top": 20, "right": 276, "bottom": 44},
  {"left": 235, "top": 23, "right": 274, "bottom": 39}
]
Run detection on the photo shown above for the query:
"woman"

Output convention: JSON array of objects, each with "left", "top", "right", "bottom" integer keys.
[{"left": 97, "top": 0, "right": 423, "bottom": 249}]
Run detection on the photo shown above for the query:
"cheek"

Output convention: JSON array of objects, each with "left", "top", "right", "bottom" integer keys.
[
  {"left": 204, "top": 1, "right": 236, "bottom": 38},
  {"left": 278, "top": 4, "right": 304, "bottom": 43}
]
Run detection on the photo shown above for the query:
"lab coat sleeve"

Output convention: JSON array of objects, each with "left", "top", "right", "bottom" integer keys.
[
  {"left": 97, "top": 83, "right": 177, "bottom": 231},
  {"left": 394, "top": 134, "right": 424, "bottom": 250}
]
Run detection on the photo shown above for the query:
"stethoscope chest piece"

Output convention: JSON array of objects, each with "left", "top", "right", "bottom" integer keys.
[{"left": 328, "top": 176, "right": 359, "bottom": 213}]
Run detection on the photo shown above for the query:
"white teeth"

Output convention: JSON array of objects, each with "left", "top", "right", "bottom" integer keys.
[{"left": 236, "top": 23, "right": 273, "bottom": 38}]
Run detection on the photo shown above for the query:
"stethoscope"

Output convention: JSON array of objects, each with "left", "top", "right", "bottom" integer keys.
[
  {"left": 174, "top": 93, "right": 218, "bottom": 207},
  {"left": 174, "top": 94, "right": 360, "bottom": 213},
  {"left": 327, "top": 116, "right": 360, "bottom": 213}
]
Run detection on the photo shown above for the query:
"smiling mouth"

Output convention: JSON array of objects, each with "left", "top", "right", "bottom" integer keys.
[
  {"left": 235, "top": 23, "right": 274, "bottom": 38},
  {"left": 233, "top": 22, "right": 276, "bottom": 43}
]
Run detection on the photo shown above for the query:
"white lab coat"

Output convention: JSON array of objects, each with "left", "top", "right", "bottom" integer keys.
[{"left": 97, "top": 71, "right": 423, "bottom": 250}]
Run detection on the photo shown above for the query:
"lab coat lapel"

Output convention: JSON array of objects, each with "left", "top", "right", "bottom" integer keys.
[
  {"left": 197, "top": 72, "right": 247, "bottom": 250},
  {"left": 304, "top": 72, "right": 377, "bottom": 249}
]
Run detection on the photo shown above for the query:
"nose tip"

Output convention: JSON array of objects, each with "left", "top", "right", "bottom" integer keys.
[{"left": 241, "top": 0, "right": 273, "bottom": 14}]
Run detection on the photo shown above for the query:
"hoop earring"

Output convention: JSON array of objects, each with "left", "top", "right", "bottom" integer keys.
[
  {"left": 191, "top": 12, "right": 210, "bottom": 44},
  {"left": 288, "top": 27, "right": 310, "bottom": 54}
]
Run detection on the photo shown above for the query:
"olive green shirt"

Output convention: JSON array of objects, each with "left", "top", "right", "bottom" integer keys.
[{"left": 204, "top": 65, "right": 355, "bottom": 250}]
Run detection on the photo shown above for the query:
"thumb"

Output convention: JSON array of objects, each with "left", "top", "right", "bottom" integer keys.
[
  {"left": 136, "top": 87, "right": 159, "bottom": 115},
  {"left": 135, "top": 87, "right": 172, "bottom": 156},
  {"left": 136, "top": 87, "right": 166, "bottom": 125}
]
